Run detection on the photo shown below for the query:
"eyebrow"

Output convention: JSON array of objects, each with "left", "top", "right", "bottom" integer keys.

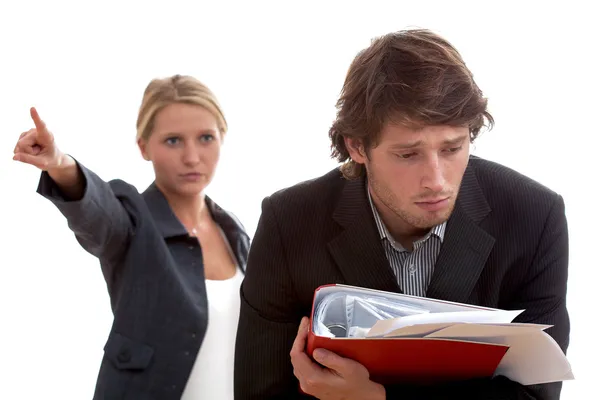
[
  {"left": 161, "top": 129, "right": 218, "bottom": 137},
  {"left": 389, "top": 135, "right": 468, "bottom": 150}
]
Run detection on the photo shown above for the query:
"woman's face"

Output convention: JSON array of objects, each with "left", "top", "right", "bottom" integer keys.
[{"left": 138, "top": 102, "right": 223, "bottom": 198}]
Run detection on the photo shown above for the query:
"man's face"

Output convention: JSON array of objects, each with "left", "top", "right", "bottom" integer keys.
[{"left": 346, "top": 123, "right": 470, "bottom": 236}]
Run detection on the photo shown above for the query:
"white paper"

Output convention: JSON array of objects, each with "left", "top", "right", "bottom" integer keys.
[
  {"left": 367, "top": 309, "right": 524, "bottom": 337},
  {"left": 383, "top": 322, "right": 456, "bottom": 338},
  {"left": 426, "top": 323, "right": 573, "bottom": 385}
]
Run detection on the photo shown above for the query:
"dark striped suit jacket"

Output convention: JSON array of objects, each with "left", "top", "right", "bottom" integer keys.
[{"left": 234, "top": 156, "right": 570, "bottom": 400}]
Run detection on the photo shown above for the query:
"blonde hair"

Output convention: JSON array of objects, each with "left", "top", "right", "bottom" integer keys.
[{"left": 136, "top": 74, "right": 227, "bottom": 141}]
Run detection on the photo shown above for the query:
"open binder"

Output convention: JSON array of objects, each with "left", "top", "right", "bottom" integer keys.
[{"left": 306, "top": 284, "right": 573, "bottom": 386}]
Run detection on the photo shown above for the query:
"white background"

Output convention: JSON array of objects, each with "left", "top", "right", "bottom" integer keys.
[{"left": 1, "top": 1, "right": 597, "bottom": 398}]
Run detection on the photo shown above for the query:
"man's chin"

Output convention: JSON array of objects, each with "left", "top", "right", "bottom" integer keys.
[{"left": 413, "top": 207, "right": 454, "bottom": 229}]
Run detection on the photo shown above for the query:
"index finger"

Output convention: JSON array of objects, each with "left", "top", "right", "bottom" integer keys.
[{"left": 30, "top": 107, "right": 47, "bottom": 132}]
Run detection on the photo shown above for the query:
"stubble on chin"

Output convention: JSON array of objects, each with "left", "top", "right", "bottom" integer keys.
[{"left": 373, "top": 182, "right": 455, "bottom": 231}]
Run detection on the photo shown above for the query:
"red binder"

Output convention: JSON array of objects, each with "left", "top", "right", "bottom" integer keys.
[{"left": 305, "top": 284, "right": 509, "bottom": 385}]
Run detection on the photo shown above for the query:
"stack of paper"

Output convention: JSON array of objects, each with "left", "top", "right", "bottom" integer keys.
[{"left": 307, "top": 284, "right": 573, "bottom": 386}]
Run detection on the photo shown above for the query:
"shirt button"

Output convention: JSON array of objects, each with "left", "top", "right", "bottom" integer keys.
[
  {"left": 191, "top": 333, "right": 197, "bottom": 338},
  {"left": 188, "top": 245, "right": 194, "bottom": 250},
  {"left": 408, "top": 264, "right": 417, "bottom": 274},
  {"left": 184, "top": 351, "right": 190, "bottom": 356}
]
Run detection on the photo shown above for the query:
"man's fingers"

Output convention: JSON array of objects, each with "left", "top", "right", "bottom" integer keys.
[
  {"left": 292, "top": 350, "right": 329, "bottom": 395},
  {"left": 290, "top": 317, "right": 311, "bottom": 370},
  {"left": 291, "top": 317, "right": 310, "bottom": 354},
  {"left": 290, "top": 317, "right": 327, "bottom": 392},
  {"left": 312, "top": 348, "right": 367, "bottom": 378},
  {"left": 288, "top": 318, "right": 375, "bottom": 397},
  {"left": 13, "top": 152, "right": 49, "bottom": 169},
  {"left": 291, "top": 345, "right": 323, "bottom": 379}
]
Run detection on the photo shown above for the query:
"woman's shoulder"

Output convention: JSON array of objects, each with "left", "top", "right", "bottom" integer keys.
[{"left": 105, "top": 178, "right": 153, "bottom": 217}]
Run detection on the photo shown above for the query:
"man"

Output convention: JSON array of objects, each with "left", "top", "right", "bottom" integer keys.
[{"left": 234, "top": 29, "right": 569, "bottom": 400}]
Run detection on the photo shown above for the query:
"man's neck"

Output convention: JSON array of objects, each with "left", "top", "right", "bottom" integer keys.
[{"left": 368, "top": 187, "right": 429, "bottom": 250}]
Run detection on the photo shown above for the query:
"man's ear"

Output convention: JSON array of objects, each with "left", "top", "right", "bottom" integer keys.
[
  {"left": 344, "top": 137, "right": 368, "bottom": 164},
  {"left": 137, "top": 138, "right": 150, "bottom": 161}
]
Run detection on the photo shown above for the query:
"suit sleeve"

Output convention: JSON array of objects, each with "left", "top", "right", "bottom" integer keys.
[
  {"left": 384, "top": 194, "right": 570, "bottom": 400},
  {"left": 234, "top": 196, "right": 307, "bottom": 400},
  {"left": 37, "top": 159, "right": 134, "bottom": 265}
]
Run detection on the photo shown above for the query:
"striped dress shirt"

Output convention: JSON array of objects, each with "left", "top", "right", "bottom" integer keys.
[{"left": 367, "top": 189, "right": 446, "bottom": 297}]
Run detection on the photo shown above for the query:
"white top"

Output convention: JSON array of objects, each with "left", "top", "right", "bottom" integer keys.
[
  {"left": 181, "top": 227, "right": 244, "bottom": 400},
  {"left": 181, "top": 267, "right": 243, "bottom": 400}
]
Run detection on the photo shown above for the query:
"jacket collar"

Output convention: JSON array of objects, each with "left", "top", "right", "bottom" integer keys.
[{"left": 141, "top": 182, "right": 249, "bottom": 269}]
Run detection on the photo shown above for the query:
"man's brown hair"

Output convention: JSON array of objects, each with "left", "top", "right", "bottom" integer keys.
[{"left": 329, "top": 29, "right": 494, "bottom": 179}]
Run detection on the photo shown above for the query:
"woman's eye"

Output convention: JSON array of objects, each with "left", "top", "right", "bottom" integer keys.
[
  {"left": 200, "top": 134, "right": 215, "bottom": 142},
  {"left": 165, "top": 137, "right": 180, "bottom": 145}
]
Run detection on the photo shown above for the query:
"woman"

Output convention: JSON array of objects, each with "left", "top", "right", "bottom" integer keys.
[{"left": 12, "top": 75, "right": 248, "bottom": 400}]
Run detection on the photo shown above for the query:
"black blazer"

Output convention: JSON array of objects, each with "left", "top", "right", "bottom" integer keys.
[
  {"left": 37, "top": 161, "right": 249, "bottom": 400},
  {"left": 235, "top": 156, "right": 569, "bottom": 400}
]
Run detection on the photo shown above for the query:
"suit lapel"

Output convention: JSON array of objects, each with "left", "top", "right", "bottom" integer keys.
[
  {"left": 327, "top": 175, "right": 401, "bottom": 293},
  {"left": 142, "top": 182, "right": 188, "bottom": 238},
  {"left": 142, "top": 183, "right": 249, "bottom": 273},
  {"left": 426, "top": 164, "right": 495, "bottom": 303},
  {"left": 205, "top": 196, "right": 250, "bottom": 272}
]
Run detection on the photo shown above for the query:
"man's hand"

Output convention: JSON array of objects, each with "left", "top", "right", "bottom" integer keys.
[{"left": 290, "top": 317, "right": 386, "bottom": 400}]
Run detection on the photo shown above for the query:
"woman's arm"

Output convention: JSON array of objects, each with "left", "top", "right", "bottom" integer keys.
[
  {"left": 46, "top": 153, "right": 85, "bottom": 200},
  {"left": 38, "top": 156, "right": 134, "bottom": 264},
  {"left": 13, "top": 107, "right": 134, "bottom": 265}
]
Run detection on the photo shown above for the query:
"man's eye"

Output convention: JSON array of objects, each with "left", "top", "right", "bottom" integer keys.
[{"left": 398, "top": 152, "right": 417, "bottom": 159}]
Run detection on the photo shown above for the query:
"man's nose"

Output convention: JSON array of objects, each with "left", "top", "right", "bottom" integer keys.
[{"left": 421, "top": 156, "right": 445, "bottom": 192}]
